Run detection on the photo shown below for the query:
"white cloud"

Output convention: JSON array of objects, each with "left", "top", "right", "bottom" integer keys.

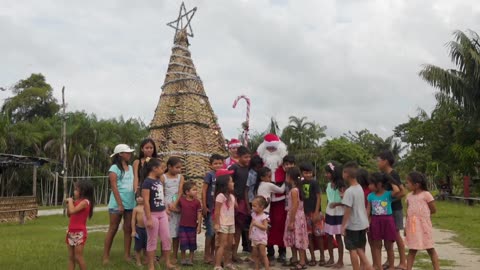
[{"left": 1, "top": 0, "right": 479, "bottom": 141}]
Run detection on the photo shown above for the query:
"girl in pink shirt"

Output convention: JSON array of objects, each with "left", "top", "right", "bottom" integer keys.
[{"left": 214, "top": 169, "right": 237, "bottom": 270}]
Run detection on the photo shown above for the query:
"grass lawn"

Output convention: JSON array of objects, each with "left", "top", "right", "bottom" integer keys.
[
  {"left": 0, "top": 211, "right": 213, "bottom": 270},
  {"left": 431, "top": 200, "right": 480, "bottom": 252}
]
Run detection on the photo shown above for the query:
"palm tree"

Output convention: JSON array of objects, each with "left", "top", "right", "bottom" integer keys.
[
  {"left": 419, "top": 30, "right": 480, "bottom": 118},
  {"left": 281, "top": 116, "right": 326, "bottom": 151}
]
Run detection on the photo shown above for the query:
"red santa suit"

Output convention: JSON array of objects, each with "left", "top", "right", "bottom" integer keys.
[{"left": 257, "top": 134, "right": 288, "bottom": 248}]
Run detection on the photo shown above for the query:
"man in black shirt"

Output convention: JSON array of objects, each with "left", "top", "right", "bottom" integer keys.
[{"left": 377, "top": 150, "right": 406, "bottom": 270}]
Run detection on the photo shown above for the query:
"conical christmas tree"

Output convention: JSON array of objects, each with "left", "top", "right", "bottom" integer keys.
[{"left": 149, "top": 4, "right": 227, "bottom": 191}]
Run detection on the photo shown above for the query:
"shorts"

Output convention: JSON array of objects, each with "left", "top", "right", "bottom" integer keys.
[
  {"left": 108, "top": 208, "right": 133, "bottom": 214},
  {"left": 305, "top": 212, "right": 324, "bottom": 236},
  {"left": 344, "top": 229, "right": 366, "bottom": 251},
  {"left": 204, "top": 212, "right": 215, "bottom": 238},
  {"left": 134, "top": 226, "right": 147, "bottom": 251},
  {"left": 234, "top": 199, "right": 248, "bottom": 230},
  {"left": 66, "top": 230, "right": 87, "bottom": 246},
  {"left": 179, "top": 226, "right": 197, "bottom": 251},
  {"left": 215, "top": 227, "right": 236, "bottom": 247},
  {"left": 370, "top": 215, "right": 397, "bottom": 241},
  {"left": 251, "top": 239, "right": 267, "bottom": 246},
  {"left": 393, "top": 210, "right": 404, "bottom": 230}
]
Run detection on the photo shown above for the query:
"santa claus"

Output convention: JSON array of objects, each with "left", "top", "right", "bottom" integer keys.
[
  {"left": 224, "top": 138, "right": 242, "bottom": 168},
  {"left": 257, "top": 133, "right": 288, "bottom": 262}
]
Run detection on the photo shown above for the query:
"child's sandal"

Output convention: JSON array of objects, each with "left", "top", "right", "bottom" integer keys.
[
  {"left": 282, "top": 258, "right": 299, "bottom": 267},
  {"left": 290, "top": 263, "right": 307, "bottom": 270},
  {"left": 308, "top": 259, "right": 317, "bottom": 266}
]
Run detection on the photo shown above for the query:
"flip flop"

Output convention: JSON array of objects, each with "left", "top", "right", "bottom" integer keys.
[
  {"left": 319, "top": 259, "right": 327, "bottom": 266},
  {"left": 308, "top": 260, "right": 317, "bottom": 266}
]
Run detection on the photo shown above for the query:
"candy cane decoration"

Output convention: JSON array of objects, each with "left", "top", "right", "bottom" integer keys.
[{"left": 232, "top": 95, "right": 251, "bottom": 147}]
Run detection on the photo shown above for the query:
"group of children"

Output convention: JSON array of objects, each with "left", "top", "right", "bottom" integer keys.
[{"left": 65, "top": 139, "right": 440, "bottom": 270}]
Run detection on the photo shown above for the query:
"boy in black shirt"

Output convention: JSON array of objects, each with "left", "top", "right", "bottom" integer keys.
[
  {"left": 300, "top": 163, "right": 325, "bottom": 266},
  {"left": 229, "top": 146, "right": 251, "bottom": 262},
  {"left": 377, "top": 150, "right": 406, "bottom": 270}
]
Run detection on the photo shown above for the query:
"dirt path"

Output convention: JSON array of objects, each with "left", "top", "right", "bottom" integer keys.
[{"left": 41, "top": 208, "right": 480, "bottom": 269}]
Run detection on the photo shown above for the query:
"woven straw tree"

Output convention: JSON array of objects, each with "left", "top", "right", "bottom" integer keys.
[{"left": 149, "top": 4, "right": 227, "bottom": 192}]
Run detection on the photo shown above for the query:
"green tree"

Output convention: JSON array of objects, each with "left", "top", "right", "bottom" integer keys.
[
  {"left": 322, "top": 137, "right": 375, "bottom": 170},
  {"left": 1, "top": 73, "right": 60, "bottom": 122},
  {"left": 281, "top": 116, "right": 326, "bottom": 151},
  {"left": 419, "top": 30, "right": 480, "bottom": 119}
]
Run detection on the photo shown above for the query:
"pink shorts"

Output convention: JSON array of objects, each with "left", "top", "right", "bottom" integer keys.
[{"left": 66, "top": 230, "right": 87, "bottom": 246}]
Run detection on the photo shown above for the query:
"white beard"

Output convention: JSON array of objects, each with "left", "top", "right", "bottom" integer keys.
[{"left": 257, "top": 141, "right": 288, "bottom": 172}]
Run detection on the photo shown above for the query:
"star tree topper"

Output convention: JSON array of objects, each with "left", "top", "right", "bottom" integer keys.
[{"left": 167, "top": 2, "right": 197, "bottom": 38}]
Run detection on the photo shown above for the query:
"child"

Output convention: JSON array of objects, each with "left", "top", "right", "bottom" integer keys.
[
  {"left": 162, "top": 157, "right": 185, "bottom": 263},
  {"left": 141, "top": 158, "right": 176, "bottom": 270},
  {"left": 267, "top": 155, "right": 295, "bottom": 264},
  {"left": 367, "top": 172, "right": 402, "bottom": 270},
  {"left": 103, "top": 144, "right": 136, "bottom": 264},
  {"left": 405, "top": 172, "right": 439, "bottom": 270},
  {"left": 66, "top": 179, "right": 94, "bottom": 270},
  {"left": 177, "top": 181, "right": 202, "bottom": 266},
  {"left": 324, "top": 161, "right": 345, "bottom": 267},
  {"left": 255, "top": 167, "right": 285, "bottom": 213},
  {"left": 131, "top": 196, "right": 147, "bottom": 266},
  {"left": 244, "top": 155, "right": 264, "bottom": 253},
  {"left": 250, "top": 196, "right": 271, "bottom": 270},
  {"left": 340, "top": 162, "right": 374, "bottom": 270},
  {"left": 202, "top": 154, "right": 224, "bottom": 264},
  {"left": 299, "top": 163, "right": 325, "bottom": 266},
  {"left": 229, "top": 146, "right": 251, "bottom": 261},
  {"left": 214, "top": 169, "right": 237, "bottom": 270},
  {"left": 133, "top": 138, "right": 158, "bottom": 196},
  {"left": 356, "top": 168, "right": 373, "bottom": 269},
  {"left": 225, "top": 138, "right": 242, "bottom": 168},
  {"left": 283, "top": 167, "right": 309, "bottom": 270},
  {"left": 377, "top": 150, "right": 407, "bottom": 270}
]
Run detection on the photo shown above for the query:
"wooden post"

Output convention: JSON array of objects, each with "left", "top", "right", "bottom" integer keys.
[
  {"left": 54, "top": 172, "right": 59, "bottom": 206},
  {"left": 32, "top": 166, "right": 37, "bottom": 197},
  {"left": 61, "top": 86, "right": 68, "bottom": 215}
]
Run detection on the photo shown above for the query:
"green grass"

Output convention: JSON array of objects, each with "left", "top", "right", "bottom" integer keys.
[
  {"left": 413, "top": 251, "right": 456, "bottom": 270},
  {"left": 431, "top": 201, "right": 480, "bottom": 253},
  {"left": 0, "top": 212, "right": 215, "bottom": 270}
]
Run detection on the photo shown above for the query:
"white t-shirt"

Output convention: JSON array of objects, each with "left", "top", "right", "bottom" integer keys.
[{"left": 257, "top": 182, "right": 285, "bottom": 213}]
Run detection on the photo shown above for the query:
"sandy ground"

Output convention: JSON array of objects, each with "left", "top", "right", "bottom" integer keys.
[{"left": 39, "top": 208, "right": 480, "bottom": 269}]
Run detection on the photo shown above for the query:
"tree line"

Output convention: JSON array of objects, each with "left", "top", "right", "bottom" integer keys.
[{"left": 0, "top": 30, "right": 479, "bottom": 203}]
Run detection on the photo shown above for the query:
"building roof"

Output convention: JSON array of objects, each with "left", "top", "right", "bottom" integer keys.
[{"left": 0, "top": 154, "right": 53, "bottom": 168}]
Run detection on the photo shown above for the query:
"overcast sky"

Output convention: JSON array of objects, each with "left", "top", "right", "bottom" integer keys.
[{"left": 1, "top": 0, "right": 479, "bottom": 140}]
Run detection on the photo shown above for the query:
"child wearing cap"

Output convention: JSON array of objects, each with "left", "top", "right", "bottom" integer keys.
[{"left": 103, "top": 144, "right": 136, "bottom": 265}]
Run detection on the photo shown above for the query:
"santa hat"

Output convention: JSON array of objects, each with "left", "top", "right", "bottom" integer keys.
[
  {"left": 263, "top": 133, "right": 281, "bottom": 148},
  {"left": 228, "top": 138, "right": 242, "bottom": 148}
]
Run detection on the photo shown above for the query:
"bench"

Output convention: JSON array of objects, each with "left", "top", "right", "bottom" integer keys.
[
  {"left": 447, "top": 196, "right": 480, "bottom": 206},
  {"left": 0, "top": 208, "right": 38, "bottom": 224},
  {"left": 0, "top": 196, "right": 38, "bottom": 224}
]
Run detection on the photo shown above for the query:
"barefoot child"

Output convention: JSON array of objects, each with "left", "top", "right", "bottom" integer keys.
[
  {"left": 214, "top": 169, "right": 237, "bottom": 270},
  {"left": 341, "top": 162, "right": 374, "bottom": 270},
  {"left": 250, "top": 196, "right": 270, "bottom": 270},
  {"left": 367, "top": 172, "right": 403, "bottom": 270},
  {"left": 178, "top": 181, "right": 203, "bottom": 266},
  {"left": 202, "top": 154, "right": 224, "bottom": 264},
  {"left": 283, "top": 167, "right": 309, "bottom": 270},
  {"left": 142, "top": 158, "right": 176, "bottom": 270},
  {"left": 131, "top": 196, "right": 147, "bottom": 266},
  {"left": 162, "top": 157, "right": 185, "bottom": 263},
  {"left": 66, "top": 179, "right": 95, "bottom": 270},
  {"left": 405, "top": 172, "right": 440, "bottom": 270}
]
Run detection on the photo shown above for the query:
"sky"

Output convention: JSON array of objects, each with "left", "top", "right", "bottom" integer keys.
[{"left": 1, "top": 0, "right": 479, "bottom": 140}]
